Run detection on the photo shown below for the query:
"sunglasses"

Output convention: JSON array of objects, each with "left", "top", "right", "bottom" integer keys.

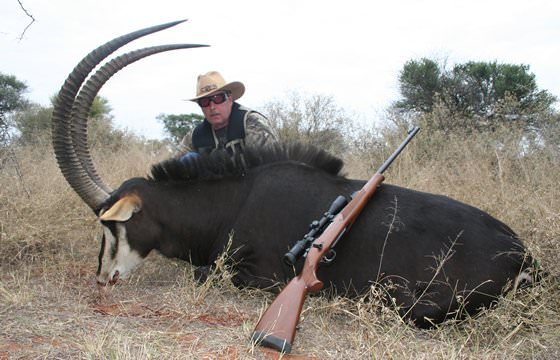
[{"left": 197, "top": 92, "right": 230, "bottom": 107}]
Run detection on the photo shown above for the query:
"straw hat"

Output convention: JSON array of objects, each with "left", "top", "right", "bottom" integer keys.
[{"left": 189, "top": 71, "right": 245, "bottom": 101}]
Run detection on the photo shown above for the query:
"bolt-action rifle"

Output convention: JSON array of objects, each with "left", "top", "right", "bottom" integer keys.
[{"left": 251, "top": 127, "right": 420, "bottom": 354}]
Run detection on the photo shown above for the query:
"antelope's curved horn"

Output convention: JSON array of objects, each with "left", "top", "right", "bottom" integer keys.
[
  {"left": 51, "top": 20, "right": 206, "bottom": 213},
  {"left": 71, "top": 43, "right": 208, "bottom": 195}
]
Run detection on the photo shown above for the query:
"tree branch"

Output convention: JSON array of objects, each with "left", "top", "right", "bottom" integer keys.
[{"left": 16, "top": 0, "right": 35, "bottom": 40}]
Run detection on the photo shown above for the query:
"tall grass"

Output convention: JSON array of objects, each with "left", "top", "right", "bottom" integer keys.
[{"left": 0, "top": 128, "right": 558, "bottom": 359}]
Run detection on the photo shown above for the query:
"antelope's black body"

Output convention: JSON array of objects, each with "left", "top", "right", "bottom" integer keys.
[{"left": 100, "top": 144, "right": 531, "bottom": 327}]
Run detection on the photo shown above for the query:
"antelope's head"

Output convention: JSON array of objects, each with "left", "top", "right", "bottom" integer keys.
[{"left": 51, "top": 20, "right": 207, "bottom": 286}]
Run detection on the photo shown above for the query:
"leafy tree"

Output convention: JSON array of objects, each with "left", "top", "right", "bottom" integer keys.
[
  {"left": 394, "top": 58, "right": 557, "bottom": 129},
  {"left": 0, "top": 73, "right": 30, "bottom": 181},
  {"left": 90, "top": 96, "right": 113, "bottom": 120},
  {"left": 0, "top": 73, "right": 28, "bottom": 117},
  {"left": 157, "top": 113, "right": 203, "bottom": 143},
  {"left": 10, "top": 94, "right": 120, "bottom": 147},
  {"left": 0, "top": 73, "right": 29, "bottom": 144},
  {"left": 445, "top": 62, "right": 556, "bottom": 117},
  {"left": 13, "top": 103, "right": 52, "bottom": 145},
  {"left": 396, "top": 58, "right": 442, "bottom": 113}
]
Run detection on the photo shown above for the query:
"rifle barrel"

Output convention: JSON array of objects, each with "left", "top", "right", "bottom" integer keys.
[{"left": 377, "top": 127, "right": 420, "bottom": 174}]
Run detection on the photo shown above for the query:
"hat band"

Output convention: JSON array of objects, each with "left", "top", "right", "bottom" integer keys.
[{"left": 200, "top": 84, "right": 218, "bottom": 94}]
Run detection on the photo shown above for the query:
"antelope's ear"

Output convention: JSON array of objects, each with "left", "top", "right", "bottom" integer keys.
[{"left": 99, "top": 194, "right": 142, "bottom": 222}]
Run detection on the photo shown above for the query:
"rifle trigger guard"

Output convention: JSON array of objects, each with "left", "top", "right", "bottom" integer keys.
[{"left": 321, "top": 249, "right": 337, "bottom": 264}]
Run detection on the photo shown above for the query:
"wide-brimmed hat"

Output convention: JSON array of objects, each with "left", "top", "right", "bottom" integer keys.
[{"left": 189, "top": 71, "right": 245, "bottom": 101}]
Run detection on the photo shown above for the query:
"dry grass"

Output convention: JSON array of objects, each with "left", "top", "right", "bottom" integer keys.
[{"left": 1, "top": 131, "right": 559, "bottom": 359}]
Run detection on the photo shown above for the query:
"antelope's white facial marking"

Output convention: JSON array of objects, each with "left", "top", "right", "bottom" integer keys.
[{"left": 97, "top": 222, "right": 143, "bottom": 286}]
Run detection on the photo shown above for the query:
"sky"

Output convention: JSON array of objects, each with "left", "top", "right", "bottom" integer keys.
[{"left": 2, "top": 0, "right": 560, "bottom": 139}]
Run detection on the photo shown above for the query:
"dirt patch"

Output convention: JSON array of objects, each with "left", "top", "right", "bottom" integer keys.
[
  {"left": 257, "top": 347, "right": 322, "bottom": 360},
  {"left": 194, "top": 309, "right": 251, "bottom": 327},
  {"left": 0, "top": 336, "right": 73, "bottom": 359},
  {"left": 91, "top": 301, "right": 250, "bottom": 327},
  {"left": 92, "top": 302, "right": 182, "bottom": 319}
]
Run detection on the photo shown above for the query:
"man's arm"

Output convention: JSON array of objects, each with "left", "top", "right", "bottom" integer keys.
[{"left": 244, "top": 112, "right": 278, "bottom": 148}]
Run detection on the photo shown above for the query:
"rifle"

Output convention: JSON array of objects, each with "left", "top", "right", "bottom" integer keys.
[{"left": 251, "top": 127, "right": 420, "bottom": 354}]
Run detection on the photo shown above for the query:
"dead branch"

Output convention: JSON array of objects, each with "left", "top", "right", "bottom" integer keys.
[{"left": 16, "top": 0, "right": 35, "bottom": 40}]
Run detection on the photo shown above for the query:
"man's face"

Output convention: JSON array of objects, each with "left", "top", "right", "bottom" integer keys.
[{"left": 198, "top": 91, "right": 233, "bottom": 130}]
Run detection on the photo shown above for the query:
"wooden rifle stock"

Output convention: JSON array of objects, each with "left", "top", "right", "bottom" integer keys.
[{"left": 251, "top": 127, "right": 420, "bottom": 353}]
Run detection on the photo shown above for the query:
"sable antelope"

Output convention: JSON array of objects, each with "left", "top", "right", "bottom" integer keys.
[{"left": 52, "top": 21, "right": 535, "bottom": 327}]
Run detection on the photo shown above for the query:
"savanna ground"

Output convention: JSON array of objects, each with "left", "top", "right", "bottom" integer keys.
[{"left": 1, "top": 127, "right": 559, "bottom": 359}]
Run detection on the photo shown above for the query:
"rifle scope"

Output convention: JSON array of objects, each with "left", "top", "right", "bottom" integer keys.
[{"left": 283, "top": 195, "right": 348, "bottom": 266}]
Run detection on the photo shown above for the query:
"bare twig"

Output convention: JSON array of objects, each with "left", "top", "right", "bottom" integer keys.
[
  {"left": 0, "top": 146, "right": 31, "bottom": 198},
  {"left": 402, "top": 231, "right": 462, "bottom": 320},
  {"left": 16, "top": 0, "right": 36, "bottom": 40},
  {"left": 0, "top": 120, "right": 31, "bottom": 198},
  {"left": 376, "top": 196, "right": 400, "bottom": 282}
]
